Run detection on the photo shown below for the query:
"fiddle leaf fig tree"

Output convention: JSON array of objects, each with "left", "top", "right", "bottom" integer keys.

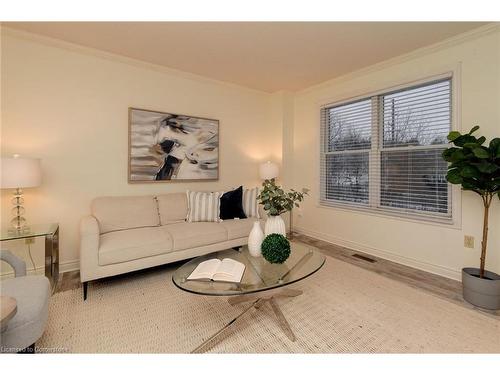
[{"left": 442, "top": 126, "right": 500, "bottom": 278}]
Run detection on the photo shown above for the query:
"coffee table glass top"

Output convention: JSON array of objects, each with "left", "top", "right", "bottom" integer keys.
[{"left": 172, "top": 242, "right": 325, "bottom": 296}]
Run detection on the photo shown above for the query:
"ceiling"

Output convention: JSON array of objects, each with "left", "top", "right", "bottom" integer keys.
[{"left": 6, "top": 22, "right": 488, "bottom": 92}]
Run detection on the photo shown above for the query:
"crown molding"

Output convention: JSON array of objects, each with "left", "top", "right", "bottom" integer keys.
[
  {"left": 298, "top": 22, "right": 500, "bottom": 95},
  {"left": 2, "top": 23, "right": 499, "bottom": 96},
  {"left": 0, "top": 25, "right": 270, "bottom": 96}
]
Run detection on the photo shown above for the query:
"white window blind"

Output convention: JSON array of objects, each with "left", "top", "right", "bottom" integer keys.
[{"left": 320, "top": 77, "right": 452, "bottom": 221}]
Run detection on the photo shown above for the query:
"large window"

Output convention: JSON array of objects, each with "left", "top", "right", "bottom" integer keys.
[{"left": 320, "top": 77, "right": 452, "bottom": 221}]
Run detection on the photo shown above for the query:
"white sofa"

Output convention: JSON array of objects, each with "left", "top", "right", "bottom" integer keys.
[{"left": 80, "top": 193, "right": 262, "bottom": 300}]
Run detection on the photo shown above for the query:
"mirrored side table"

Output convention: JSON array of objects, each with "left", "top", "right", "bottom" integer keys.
[{"left": 0, "top": 223, "right": 59, "bottom": 293}]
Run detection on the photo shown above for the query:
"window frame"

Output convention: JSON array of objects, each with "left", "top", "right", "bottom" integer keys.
[
  {"left": 318, "top": 72, "right": 461, "bottom": 226},
  {"left": 322, "top": 97, "right": 373, "bottom": 206}
]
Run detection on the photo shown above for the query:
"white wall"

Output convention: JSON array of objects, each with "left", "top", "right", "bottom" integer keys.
[
  {"left": 2, "top": 25, "right": 499, "bottom": 281},
  {"left": 0, "top": 29, "right": 282, "bottom": 272},
  {"left": 290, "top": 26, "right": 500, "bottom": 279}
]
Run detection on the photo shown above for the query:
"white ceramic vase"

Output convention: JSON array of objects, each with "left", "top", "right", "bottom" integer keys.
[
  {"left": 264, "top": 215, "right": 286, "bottom": 236},
  {"left": 248, "top": 221, "right": 264, "bottom": 257}
]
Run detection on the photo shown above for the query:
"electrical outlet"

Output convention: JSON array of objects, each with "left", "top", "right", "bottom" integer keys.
[
  {"left": 464, "top": 235, "right": 475, "bottom": 249},
  {"left": 25, "top": 237, "right": 35, "bottom": 245}
]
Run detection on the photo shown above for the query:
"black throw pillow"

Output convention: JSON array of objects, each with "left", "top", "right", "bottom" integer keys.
[{"left": 219, "top": 186, "right": 247, "bottom": 220}]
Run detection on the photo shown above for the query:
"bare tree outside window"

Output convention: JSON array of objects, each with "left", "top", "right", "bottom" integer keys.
[
  {"left": 325, "top": 99, "right": 371, "bottom": 203},
  {"left": 380, "top": 80, "right": 450, "bottom": 213},
  {"left": 321, "top": 78, "right": 452, "bottom": 219}
]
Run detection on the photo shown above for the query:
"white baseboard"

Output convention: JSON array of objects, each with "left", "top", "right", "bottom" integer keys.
[
  {"left": 60, "top": 260, "right": 80, "bottom": 273},
  {"left": 3, "top": 235, "right": 461, "bottom": 281},
  {"left": 294, "top": 226, "right": 461, "bottom": 281},
  {"left": 1, "top": 265, "right": 45, "bottom": 280},
  {"left": 1, "top": 260, "right": 80, "bottom": 279}
]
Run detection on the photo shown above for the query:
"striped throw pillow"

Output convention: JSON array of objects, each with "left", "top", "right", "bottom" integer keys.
[
  {"left": 243, "top": 187, "right": 260, "bottom": 219},
  {"left": 186, "top": 191, "right": 222, "bottom": 222}
]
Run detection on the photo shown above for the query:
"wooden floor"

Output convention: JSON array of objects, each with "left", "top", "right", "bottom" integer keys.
[{"left": 56, "top": 233, "right": 499, "bottom": 318}]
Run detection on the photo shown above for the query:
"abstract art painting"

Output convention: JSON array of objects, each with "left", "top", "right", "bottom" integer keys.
[{"left": 128, "top": 108, "right": 219, "bottom": 182}]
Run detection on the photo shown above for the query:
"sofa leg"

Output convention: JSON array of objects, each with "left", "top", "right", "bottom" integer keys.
[{"left": 83, "top": 282, "right": 88, "bottom": 301}]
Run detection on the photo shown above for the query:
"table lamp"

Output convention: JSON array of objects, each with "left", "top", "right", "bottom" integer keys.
[
  {"left": 1, "top": 154, "right": 42, "bottom": 233},
  {"left": 259, "top": 161, "right": 279, "bottom": 181}
]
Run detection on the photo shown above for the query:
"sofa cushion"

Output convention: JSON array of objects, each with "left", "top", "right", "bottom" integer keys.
[
  {"left": 99, "top": 227, "right": 173, "bottom": 266},
  {"left": 220, "top": 218, "right": 261, "bottom": 240},
  {"left": 186, "top": 191, "right": 222, "bottom": 223},
  {"left": 162, "top": 222, "right": 227, "bottom": 251},
  {"left": 243, "top": 187, "right": 260, "bottom": 218},
  {"left": 220, "top": 186, "right": 247, "bottom": 220},
  {"left": 91, "top": 196, "right": 160, "bottom": 234},
  {"left": 156, "top": 193, "right": 188, "bottom": 225}
]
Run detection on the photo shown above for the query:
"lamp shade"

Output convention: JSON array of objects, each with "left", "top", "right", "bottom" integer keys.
[
  {"left": 1, "top": 156, "right": 42, "bottom": 189},
  {"left": 259, "top": 161, "right": 279, "bottom": 180}
]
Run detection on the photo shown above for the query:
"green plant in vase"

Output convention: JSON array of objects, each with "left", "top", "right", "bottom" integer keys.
[
  {"left": 442, "top": 126, "right": 500, "bottom": 309},
  {"left": 258, "top": 178, "right": 309, "bottom": 237}
]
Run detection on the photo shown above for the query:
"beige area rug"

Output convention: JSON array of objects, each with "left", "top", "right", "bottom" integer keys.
[{"left": 39, "top": 255, "right": 500, "bottom": 353}]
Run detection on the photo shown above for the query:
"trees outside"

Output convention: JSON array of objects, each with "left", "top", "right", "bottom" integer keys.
[{"left": 326, "top": 97, "right": 449, "bottom": 213}]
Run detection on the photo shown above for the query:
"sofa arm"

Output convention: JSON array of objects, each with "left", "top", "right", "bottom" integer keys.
[
  {"left": 81, "top": 215, "right": 100, "bottom": 236},
  {"left": 79, "top": 215, "right": 100, "bottom": 282}
]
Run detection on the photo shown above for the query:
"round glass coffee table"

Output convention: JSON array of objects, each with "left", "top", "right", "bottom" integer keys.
[{"left": 172, "top": 242, "right": 325, "bottom": 353}]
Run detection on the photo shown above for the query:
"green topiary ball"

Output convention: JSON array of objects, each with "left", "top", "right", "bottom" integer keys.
[{"left": 261, "top": 234, "right": 291, "bottom": 264}]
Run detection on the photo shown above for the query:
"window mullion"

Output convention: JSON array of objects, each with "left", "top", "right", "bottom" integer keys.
[{"left": 368, "top": 96, "right": 381, "bottom": 208}]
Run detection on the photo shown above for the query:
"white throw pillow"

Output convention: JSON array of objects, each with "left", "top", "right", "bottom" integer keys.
[
  {"left": 242, "top": 187, "right": 260, "bottom": 219},
  {"left": 186, "top": 191, "right": 222, "bottom": 222}
]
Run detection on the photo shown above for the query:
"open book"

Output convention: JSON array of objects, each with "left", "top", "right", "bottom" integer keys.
[{"left": 187, "top": 258, "right": 245, "bottom": 283}]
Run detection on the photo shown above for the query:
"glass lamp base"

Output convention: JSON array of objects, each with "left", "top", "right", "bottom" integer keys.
[
  {"left": 10, "top": 217, "right": 30, "bottom": 234},
  {"left": 10, "top": 188, "right": 31, "bottom": 234},
  {"left": 8, "top": 227, "right": 31, "bottom": 235}
]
